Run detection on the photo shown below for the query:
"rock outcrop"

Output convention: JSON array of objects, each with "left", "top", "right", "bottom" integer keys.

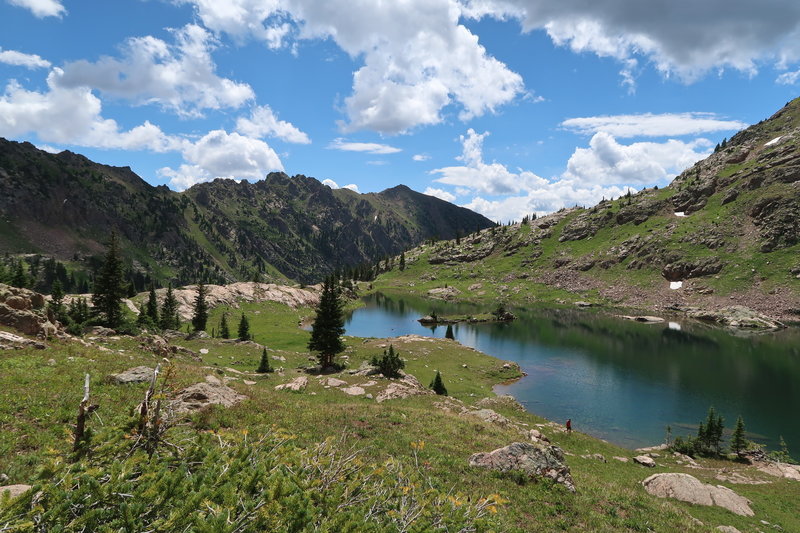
[
  {"left": 469, "top": 442, "right": 575, "bottom": 492},
  {"left": 109, "top": 366, "right": 155, "bottom": 384},
  {"left": 0, "top": 284, "right": 59, "bottom": 338},
  {"left": 642, "top": 473, "right": 754, "bottom": 516},
  {"left": 171, "top": 381, "right": 247, "bottom": 412},
  {"left": 0, "top": 484, "right": 31, "bottom": 501},
  {"left": 274, "top": 376, "right": 308, "bottom": 392}
]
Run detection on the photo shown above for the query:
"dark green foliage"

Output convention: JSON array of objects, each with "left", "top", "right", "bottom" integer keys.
[
  {"left": 10, "top": 260, "right": 28, "bottom": 288},
  {"left": 237, "top": 313, "right": 250, "bottom": 341},
  {"left": 730, "top": 416, "right": 748, "bottom": 455},
  {"left": 145, "top": 284, "right": 159, "bottom": 325},
  {"left": 445, "top": 324, "right": 454, "bottom": 340},
  {"left": 491, "top": 303, "right": 506, "bottom": 320},
  {"left": 399, "top": 251, "right": 406, "bottom": 271},
  {"left": 256, "top": 348, "right": 272, "bottom": 373},
  {"left": 375, "top": 344, "right": 404, "bottom": 378},
  {"left": 219, "top": 312, "right": 230, "bottom": 339},
  {"left": 92, "top": 231, "right": 125, "bottom": 329},
  {"left": 49, "top": 278, "right": 64, "bottom": 317},
  {"left": 307, "top": 277, "right": 345, "bottom": 368},
  {"left": 670, "top": 406, "right": 725, "bottom": 457},
  {"left": 770, "top": 436, "right": 796, "bottom": 464},
  {"left": 430, "top": 370, "right": 447, "bottom": 396},
  {"left": 192, "top": 282, "right": 208, "bottom": 332},
  {"left": 159, "top": 284, "right": 180, "bottom": 330},
  {"left": 0, "top": 429, "right": 492, "bottom": 532}
]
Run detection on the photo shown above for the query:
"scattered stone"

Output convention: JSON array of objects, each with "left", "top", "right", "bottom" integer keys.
[
  {"left": 47, "top": 358, "right": 56, "bottom": 366},
  {"left": 426, "top": 286, "right": 462, "bottom": 300},
  {"left": 186, "top": 330, "right": 210, "bottom": 340},
  {"left": 716, "top": 526, "right": 741, "bottom": 533},
  {"left": 376, "top": 382, "right": 433, "bottom": 403},
  {"left": 88, "top": 326, "right": 116, "bottom": 336},
  {"left": 634, "top": 455, "right": 656, "bottom": 468},
  {"left": 274, "top": 376, "right": 308, "bottom": 392},
  {"left": 199, "top": 348, "right": 209, "bottom": 354},
  {"left": 580, "top": 453, "right": 607, "bottom": 463},
  {"left": 619, "top": 315, "right": 665, "bottom": 324},
  {"left": 754, "top": 460, "right": 800, "bottom": 481},
  {"left": 463, "top": 408, "right": 512, "bottom": 427},
  {"left": 109, "top": 366, "right": 154, "bottom": 384},
  {"left": 205, "top": 374, "right": 222, "bottom": 385},
  {"left": 684, "top": 305, "right": 784, "bottom": 330},
  {"left": 469, "top": 442, "right": 575, "bottom": 492},
  {"left": 359, "top": 380, "right": 377, "bottom": 387},
  {"left": 476, "top": 395, "right": 525, "bottom": 412},
  {"left": 528, "top": 429, "right": 550, "bottom": 444},
  {"left": 642, "top": 473, "right": 754, "bottom": 516},
  {"left": 574, "top": 301, "right": 593, "bottom": 308},
  {"left": 0, "top": 330, "right": 46, "bottom": 349},
  {"left": 342, "top": 386, "right": 366, "bottom": 396},
  {"left": 243, "top": 380, "right": 256, "bottom": 385},
  {"left": 635, "top": 444, "right": 669, "bottom": 453},
  {"left": 320, "top": 377, "right": 347, "bottom": 387},
  {"left": 613, "top": 456, "right": 629, "bottom": 463},
  {"left": 172, "top": 381, "right": 247, "bottom": 412},
  {"left": 271, "top": 355, "right": 286, "bottom": 362},
  {"left": 0, "top": 484, "right": 31, "bottom": 500}
]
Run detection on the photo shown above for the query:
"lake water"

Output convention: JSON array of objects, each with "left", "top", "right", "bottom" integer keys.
[{"left": 346, "top": 293, "right": 800, "bottom": 454}]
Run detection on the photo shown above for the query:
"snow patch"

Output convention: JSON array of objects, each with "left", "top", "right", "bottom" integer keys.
[
  {"left": 674, "top": 212, "right": 687, "bottom": 217},
  {"left": 668, "top": 322, "right": 682, "bottom": 331},
  {"left": 764, "top": 136, "right": 783, "bottom": 147},
  {"left": 669, "top": 281, "right": 683, "bottom": 290}
]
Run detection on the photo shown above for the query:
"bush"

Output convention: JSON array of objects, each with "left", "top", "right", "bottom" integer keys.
[{"left": 375, "top": 344, "right": 404, "bottom": 378}]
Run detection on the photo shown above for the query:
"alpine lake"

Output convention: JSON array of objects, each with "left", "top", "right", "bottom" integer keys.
[{"left": 346, "top": 293, "right": 800, "bottom": 456}]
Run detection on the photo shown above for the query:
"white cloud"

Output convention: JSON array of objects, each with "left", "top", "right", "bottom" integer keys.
[
  {"left": 0, "top": 70, "right": 179, "bottom": 152},
  {"left": 423, "top": 187, "right": 456, "bottom": 202},
  {"left": 0, "top": 49, "right": 51, "bottom": 69},
  {"left": 462, "top": 0, "right": 800, "bottom": 83},
  {"left": 562, "top": 112, "right": 747, "bottom": 138},
  {"left": 777, "top": 70, "right": 800, "bottom": 84},
  {"left": 328, "top": 138, "right": 402, "bottom": 154},
  {"left": 35, "top": 144, "right": 61, "bottom": 154},
  {"left": 54, "top": 24, "right": 254, "bottom": 117},
  {"left": 158, "top": 130, "right": 283, "bottom": 190},
  {"left": 413, "top": 154, "right": 431, "bottom": 161},
  {"left": 7, "top": 0, "right": 65, "bottom": 18},
  {"left": 183, "top": 0, "right": 525, "bottom": 134},
  {"left": 320, "top": 178, "right": 360, "bottom": 192},
  {"left": 236, "top": 105, "right": 310, "bottom": 144},
  {"left": 563, "top": 131, "right": 711, "bottom": 186},
  {"left": 429, "top": 126, "right": 710, "bottom": 220}
]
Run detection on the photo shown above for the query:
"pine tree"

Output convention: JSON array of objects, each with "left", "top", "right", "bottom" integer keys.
[
  {"left": 11, "top": 260, "right": 28, "bottom": 288},
  {"left": 399, "top": 252, "right": 406, "bottom": 271},
  {"left": 191, "top": 282, "right": 208, "bottom": 332},
  {"left": 159, "top": 284, "right": 179, "bottom": 330},
  {"left": 257, "top": 347, "right": 272, "bottom": 373},
  {"left": 430, "top": 370, "right": 447, "bottom": 396},
  {"left": 92, "top": 231, "right": 126, "bottom": 329},
  {"left": 730, "top": 415, "right": 747, "bottom": 455},
  {"left": 146, "top": 284, "right": 159, "bottom": 325},
  {"left": 376, "top": 344, "right": 404, "bottom": 378},
  {"left": 219, "top": 312, "right": 230, "bottom": 339},
  {"left": 307, "top": 276, "right": 345, "bottom": 369},
  {"left": 445, "top": 324, "right": 454, "bottom": 340},
  {"left": 50, "top": 279, "right": 64, "bottom": 315},
  {"left": 237, "top": 313, "right": 250, "bottom": 341}
]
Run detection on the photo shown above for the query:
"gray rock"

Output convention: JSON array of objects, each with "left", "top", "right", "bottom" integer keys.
[
  {"left": 716, "top": 526, "right": 741, "bottom": 533},
  {"left": 642, "top": 473, "right": 754, "bottom": 516},
  {"left": 274, "top": 376, "right": 308, "bottom": 392},
  {"left": 171, "top": 382, "right": 247, "bottom": 412},
  {"left": 0, "top": 484, "right": 31, "bottom": 500},
  {"left": 633, "top": 455, "right": 656, "bottom": 467},
  {"left": 341, "top": 386, "right": 365, "bottom": 396},
  {"left": 109, "top": 366, "right": 154, "bottom": 384},
  {"left": 321, "top": 377, "right": 347, "bottom": 387},
  {"left": 463, "top": 408, "right": 512, "bottom": 427},
  {"left": 475, "top": 394, "right": 525, "bottom": 412},
  {"left": 469, "top": 442, "right": 575, "bottom": 492}
]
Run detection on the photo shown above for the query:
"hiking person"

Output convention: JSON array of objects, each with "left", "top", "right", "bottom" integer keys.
[{"left": 566, "top": 419, "right": 572, "bottom": 433}]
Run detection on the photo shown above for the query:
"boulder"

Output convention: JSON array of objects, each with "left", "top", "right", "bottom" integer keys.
[
  {"left": 754, "top": 460, "right": 800, "bottom": 481},
  {"left": 321, "top": 377, "right": 347, "bottom": 387},
  {"left": 274, "top": 376, "right": 308, "bottom": 392},
  {"left": 662, "top": 257, "right": 723, "bottom": 281},
  {"left": 341, "top": 386, "right": 365, "bottom": 396},
  {"left": 0, "top": 484, "right": 31, "bottom": 500},
  {"left": 171, "top": 382, "right": 247, "bottom": 412},
  {"left": 528, "top": 429, "right": 550, "bottom": 444},
  {"left": 469, "top": 442, "right": 575, "bottom": 492},
  {"left": 685, "top": 305, "right": 784, "bottom": 329},
  {"left": 375, "top": 382, "right": 433, "bottom": 402},
  {"left": 426, "top": 286, "right": 461, "bottom": 300},
  {"left": 462, "top": 408, "right": 512, "bottom": 427},
  {"left": 642, "top": 473, "right": 754, "bottom": 516},
  {"left": 109, "top": 366, "right": 155, "bottom": 384},
  {"left": 716, "top": 526, "right": 741, "bottom": 533},
  {"left": 633, "top": 455, "right": 656, "bottom": 468},
  {"left": 0, "top": 330, "right": 46, "bottom": 350}
]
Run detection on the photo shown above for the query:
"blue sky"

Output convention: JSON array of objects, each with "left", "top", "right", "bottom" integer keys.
[{"left": 1, "top": 0, "right": 799, "bottom": 221}]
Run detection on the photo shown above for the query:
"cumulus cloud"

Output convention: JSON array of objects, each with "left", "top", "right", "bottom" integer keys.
[
  {"left": 183, "top": 0, "right": 525, "bottom": 133},
  {"left": 158, "top": 130, "right": 283, "bottom": 190},
  {"left": 413, "top": 154, "right": 431, "bottom": 161},
  {"left": 462, "top": 0, "right": 800, "bottom": 83},
  {"left": 561, "top": 112, "right": 747, "bottom": 138},
  {"left": 328, "top": 138, "right": 402, "bottom": 154},
  {"left": 423, "top": 187, "right": 456, "bottom": 202},
  {"left": 0, "top": 70, "right": 179, "bottom": 152},
  {"left": 428, "top": 126, "right": 710, "bottom": 220},
  {"left": 0, "top": 49, "right": 51, "bottom": 69},
  {"left": 235, "top": 105, "right": 310, "bottom": 144},
  {"left": 7, "top": 0, "right": 65, "bottom": 18},
  {"left": 321, "top": 178, "right": 359, "bottom": 192},
  {"left": 54, "top": 24, "right": 254, "bottom": 117},
  {"left": 776, "top": 70, "right": 800, "bottom": 84}
]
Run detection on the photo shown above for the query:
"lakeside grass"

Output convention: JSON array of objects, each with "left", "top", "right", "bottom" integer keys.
[{"left": 2, "top": 300, "right": 799, "bottom": 532}]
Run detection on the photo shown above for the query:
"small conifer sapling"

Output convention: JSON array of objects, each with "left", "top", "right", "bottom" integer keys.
[
  {"left": 257, "top": 347, "right": 272, "bottom": 373},
  {"left": 430, "top": 370, "right": 447, "bottom": 396}
]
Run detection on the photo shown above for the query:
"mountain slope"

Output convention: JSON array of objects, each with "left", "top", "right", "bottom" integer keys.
[
  {"left": 0, "top": 140, "right": 494, "bottom": 284},
  {"left": 374, "top": 98, "right": 800, "bottom": 321}
]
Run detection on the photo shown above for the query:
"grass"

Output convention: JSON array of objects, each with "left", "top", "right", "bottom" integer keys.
[{"left": 2, "top": 299, "right": 799, "bottom": 532}]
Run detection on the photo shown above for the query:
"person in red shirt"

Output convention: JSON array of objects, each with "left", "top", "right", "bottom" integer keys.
[{"left": 566, "top": 419, "right": 572, "bottom": 433}]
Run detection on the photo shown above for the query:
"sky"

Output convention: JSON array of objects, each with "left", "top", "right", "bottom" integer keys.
[{"left": 1, "top": 1, "right": 799, "bottom": 221}]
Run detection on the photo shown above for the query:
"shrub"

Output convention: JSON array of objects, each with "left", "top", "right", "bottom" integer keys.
[{"left": 376, "top": 344, "right": 404, "bottom": 378}]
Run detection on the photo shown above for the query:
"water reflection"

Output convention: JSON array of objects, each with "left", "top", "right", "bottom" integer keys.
[{"left": 346, "top": 293, "right": 800, "bottom": 453}]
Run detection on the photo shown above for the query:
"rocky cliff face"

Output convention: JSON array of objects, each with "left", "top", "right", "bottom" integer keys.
[{"left": 0, "top": 140, "right": 494, "bottom": 284}]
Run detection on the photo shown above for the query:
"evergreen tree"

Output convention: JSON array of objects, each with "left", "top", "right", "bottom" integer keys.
[
  {"left": 445, "top": 324, "right": 454, "bottom": 340},
  {"left": 191, "top": 282, "right": 208, "bottom": 332},
  {"left": 430, "top": 370, "right": 447, "bottom": 396},
  {"left": 159, "top": 284, "right": 179, "bottom": 330},
  {"left": 376, "top": 344, "right": 404, "bottom": 378},
  {"left": 11, "top": 259, "right": 28, "bottom": 288},
  {"left": 730, "top": 415, "right": 747, "bottom": 455},
  {"left": 219, "top": 312, "right": 230, "bottom": 339},
  {"left": 399, "top": 252, "right": 406, "bottom": 271},
  {"left": 237, "top": 313, "right": 250, "bottom": 341},
  {"left": 146, "top": 284, "right": 159, "bottom": 325},
  {"left": 92, "top": 231, "right": 126, "bottom": 329},
  {"left": 49, "top": 279, "right": 64, "bottom": 315},
  {"left": 307, "top": 276, "right": 345, "bottom": 369},
  {"left": 256, "top": 347, "right": 272, "bottom": 373}
]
